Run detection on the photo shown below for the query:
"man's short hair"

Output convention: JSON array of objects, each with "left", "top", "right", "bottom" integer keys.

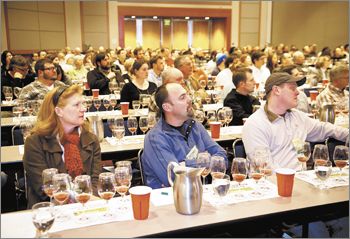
[
  {"left": 133, "top": 47, "right": 143, "bottom": 57},
  {"left": 34, "top": 58, "right": 53, "bottom": 75},
  {"left": 161, "top": 68, "right": 183, "bottom": 84},
  {"left": 275, "top": 64, "right": 298, "bottom": 75},
  {"left": 174, "top": 55, "right": 188, "bottom": 69},
  {"left": 149, "top": 55, "right": 163, "bottom": 68},
  {"left": 329, "top": 64, "right": 349, "bottom": 83},
  {"left": 155, "top": 83, "right": 170, "bottom": 117},
  {"left": 251, "top": 51, "right": 265, "bottom": 64},
  {"left": 232, "top": 67, "right": 252, "bottom": 88},
  {"left": 9, "top": 55, "right": 28, "bottom": 71}
]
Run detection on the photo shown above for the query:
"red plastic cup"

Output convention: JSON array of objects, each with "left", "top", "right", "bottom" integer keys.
[
  {"left": 92, "top": 89, "right": 99, "bottom": 99},
  {"left": 210, "top": 122, "right": 221, "bottom": 139},
  {"left": 129, "top": 186, "right": 152, "bottom": 220},
  {"left": 275, "top": 168, "right": 296, "bottom": 197},
  {"left": 120, "top": 102, "right": 129, "bottom": 115},
  {"left": 309, "top": 90, "right": 318, "bottom": 101}
]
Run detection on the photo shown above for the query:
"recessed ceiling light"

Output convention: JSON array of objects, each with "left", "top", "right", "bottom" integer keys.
[
  {"left": 205, "top": 17, "right": 210, "bottom": 20},
  {"left": 131, "top": 16, "right": 136, "bottom": 19},
  {"left": 185, "top": 17, "right": 190, "bottom": 20},
  {"left": 153, "top": 16, "right": 158, "bottom": 19}
]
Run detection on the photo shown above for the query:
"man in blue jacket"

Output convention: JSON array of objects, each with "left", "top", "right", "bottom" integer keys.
[{"left": 142, "top": 82, "right": 227, "bottom": 189}]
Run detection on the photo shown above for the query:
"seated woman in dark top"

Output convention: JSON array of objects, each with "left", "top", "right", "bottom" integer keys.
[{"left": 120, "top": 59, "right": 157, "bottom": 108}]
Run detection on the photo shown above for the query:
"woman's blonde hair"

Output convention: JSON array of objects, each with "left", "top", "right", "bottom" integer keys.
[{"left": 32, "top": 85, "right": 90, "bottom": 141}]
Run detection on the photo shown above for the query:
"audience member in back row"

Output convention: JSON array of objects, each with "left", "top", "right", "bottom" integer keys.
[
  {"left": 316, "top": 64, "right": 349, "bottom": 112},
  {"left": 147, "top": 55, "right": 165, "bottom": 87},
  {"left": 18, "top": 58, "right": 66, "bottom": 101},
  {"left": 224, "top": 67, "right": 260, "bottom": 125},
  {"left": 242, "top": 72, "right": 348, "bottom": 171},
  {"left": 1, "top": 50, "right": 13, "bottom": 76},
  {"left": 142, "top": 82, "right": 227, "bottom": 189},
  {"left": 23, "top": 85, "right": 101, "bottom": 208},
  {"left": 120, "top": 59, "right": 157, "bottom": 108},
  {"left": 1, "top": 55, "right": 35, "bottom": 100},
  {"left": 87, "top": 53, "right": 122, "bottom": 95}
]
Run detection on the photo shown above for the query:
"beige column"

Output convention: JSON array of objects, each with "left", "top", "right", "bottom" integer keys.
[
  {"left": 1, "top": 3, "right": 8, "bottom": 51},
  {"left": 64, "top": 1, "right": 82, "bottom": 49},
  {"left": 108, "top": 1, "right": 119, "bottom": 49},
  {"left": 231, "top": 1, "right": 240, "bottom": 47},
  {"left": 259, "top": 1, "right": 272, "bottom": 48}
]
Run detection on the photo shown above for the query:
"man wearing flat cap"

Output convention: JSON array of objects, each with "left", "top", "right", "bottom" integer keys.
[{"left": 242, "top": 72, "right": 348, "bottom": 170}]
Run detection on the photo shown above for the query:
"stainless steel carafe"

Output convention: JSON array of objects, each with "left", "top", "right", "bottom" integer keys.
[
  {"left": 319, "top": 103, "right": 335, "bottom": 124},
  {"left": 86, "top": 115, "right": 104, "bottom": 142},
  {"left": 167, "top": 162, "right": 204, "bottom": 215}
]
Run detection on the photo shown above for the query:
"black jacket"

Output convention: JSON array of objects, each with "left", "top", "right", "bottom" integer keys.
[
  {"left": 87, "top": 69, "right": 123, "bottom": 95},
  {"left": 224, "top": 89, "right": 260, "bottom": 125},
  {"left": 1, "top": 70, "right": 35, "bottom": 100}
]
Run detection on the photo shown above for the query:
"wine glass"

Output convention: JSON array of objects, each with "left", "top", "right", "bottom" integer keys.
[
  {"left": 113, "top": 89, "right": 121, "bottom": 100},
  {"left": 73, "top": 175, "right": 92, "bottom": 223},
  {"left": 12, "top": 106, "right": 22, "bottom": 118},
  {"left": 216, "top": 109, "right": 226, "bottom": 127},
  {"left": 108, "top": 81, "right": 118, "bottom": 94},
  {"left": 210, "top": 155, "right": 226, "bottom": 179},
  {"left": 109, "top": 94, "right": 117, "bottom": 111},
  {"left": 115, "top": 166, "right": 131, "bottom": 211},
  {"left": 98, "top": 172, "right": 116, "bottom": 219},
  {"left": 212, "top": 174, "right": 230, "bottom": 204},
  {"left": 199, "top": 79, "right": 207, "bottom": 89},
  {"left": 42, "top": 168, "right": 58, "bottom": 204},
  {"left": 297, "top": 142, "right": 311, "bottom": 173},
  {"left": 32, "top": 202, "right": 55, "bottom": 238},
  {"left": 333, "top": 145, "right": 349, "bottom": 181},
  {"left": 115, "top": 160, "right": 133, "bottom": 182},
  {"left": 132, "top": 100, "right": 141, "bottom": 114},
  {"left": 114, "top": 116, "right": 125, "bottom": 144},
  {"left": 103, "top": 97, "right": 110, "bottom": 111},
  {"left": 206, "top": 110, "right": 216, "bottom": 126},
  {"left": 20, "top": 120, "right": 35, "bottom": 143},
  {"left": 207, "top": 80, "right": 213, "bottom": 90},
  {"left": 212, "top": 93, "right": 220, "bottom": 103},
  {"left": 147, "top": 112, "right": 157, "bottom": 130},
  {"left": 119, "top": 81, "right": 125, "bottom": 90},
  {"left": 314, "top": 160, "right": 332, "bottom": 190},
  {"left": 93, "top": 98, "right": 101, "bottom": 112},
  {"left": 52, "top": 173, "right": 72, "bottom": 221},
  {"left": 107, "top": 117, "right": 117, "bottom": 138},
  {"left": 194, "top": 109, "right": 205, "bottom": 124},
  {"left": 127, "top": 116, "right": 138, "bottom": 136},
  {"left": 312, "top": 144, "right": 330, "bottom": 166},
  {"left": 3, "top": 86, "right": 13, "bottom": 102},
  {"left": 84, "top": 96, "right": 92, "bottom": 112},
  {"left": 224, "top": 107, "right": 233, "bottom": 127},
  {"left": 205, "top": 94, "right": 212, "bottom": 104},
  {"left": 196, "top": 152, "right": 211, "bottom": 187},
  {"left": 139, "top": 116, "right": 148, "bottom": 134}
]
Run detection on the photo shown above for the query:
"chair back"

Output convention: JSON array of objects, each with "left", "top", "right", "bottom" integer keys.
[
  {"left": 11, "top": 125, "right": 23, "bottom": 145},
  {"left": 232, "top": 138, "right": 246, "bottom": 158},
  {"left": 137, "top": 148, "right": 145, "bottom": 185}
]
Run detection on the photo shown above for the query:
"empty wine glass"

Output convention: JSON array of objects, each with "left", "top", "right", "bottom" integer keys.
[
  {"left": 199, "top": 79, "right": 207, "bottom": 89},
  {"left": 103, "top": 97, "right": 110, "bottom": 111},
  {"left": 84, "top": 96, "right": 92, "bottom": 112},
  {"left": 147, "top": 112, "right": 157, "bottom": 130},
  {"left": 223, "top": 107, "right": 233, "bottom": 127},
  {"left": 212, "top": 174, "right": 230, "bottom": 204},
  {"left": 115, "top": 166, "right": 131, "bottom": 211},
  {"left": 108, "top": 81, "right": 118, "bottom": 94},
  {"left": 132, "top": 100, "right": 141, "bottom": 114},
  {"left": 206, "top": 110, "right": 216, "bottom": 126},
  {"left": 312, "top": 144, "right": 330, "bottom": 166},
  {"left": 216, "top": 109, "right": 226, "bottom": 127},
  {"left": 333, "top": 145, "right": 349, "bottom": 181},
  {"left": 210, "top": 155, "right": 226, "bottom": 179},
  {"left": 205, "top": 94, "right": 212, "bottom": 104},
  {"left": 3, "top": 86, "right": 13, "bottom": 102},
  {"left": 12, "top": 106, "right": 22, "bottom": 118},
  {"left": 52, "top": 173, "right": 72, "bottom": 221},
  {"left": 73, "top": 175, "right": 92, "bottom": 223},
  {"left": 98, "top": 172, "right": 116, "bottom": 219},
  {"left": 127, "top": 116, "right": 138, "bottom": 136},
  {"left": 196, "top": 152, "right": 211, "bottom": 186},
  {"left": 194, "top": 109, "right": 205, "bottom": 124},
  {"left": 42, "top": 168, "right": 58, "bottom": 204},
  {"left": 207, "top": 80, "right": 213, "bottom": 90},
  {"left": 20, "top": 120, "right": 35, "bottom": 143},
  {"left": 297, "top": 142, "right": 311, "bottom": 173},
  {"left": 314, "top": 160, "right": 332, "bottom": 190},
  {"left": 212, "top": 93, "right": 220, "bottom": 103},
  {"left": 140, "top": 94, "right": 151, "bottom": 108},
  {"left": 32, "top": 202, "right": 55, "bottom": 238},
  {"left": 109, "top": 94, "right": 117, "bottom": 111},
  {"left": 115, "top": 160, "right": 133, "bottom": 182},
  {"left": 139, "top": 116, "right": 148, "bottom": 134},
  {"left": 93, "top": 98, "right": 102, "bottom": 112}
]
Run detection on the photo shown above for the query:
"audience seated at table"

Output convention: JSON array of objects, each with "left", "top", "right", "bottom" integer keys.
[
  {"left": 142, "top": 82, "right": 227, "bottom": 189},
  {"left": 23, "top": 85, "right": 101, "bottom": 208}
]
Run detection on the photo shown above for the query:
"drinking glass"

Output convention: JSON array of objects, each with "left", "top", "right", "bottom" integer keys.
[
  {"left": 115, "top": 160, "right": 133, "bottom": 182},
  {"left": 115, "top": 167, "right": 131, "bottom": 211},
  {"left": 20, "top": 120, "right": 35, "bottom": 143},
  {"left": 119, "top": 81, "right": 125, "bottom": 90},
  {"left": 93, "top": 98, "right": 101, "bottom": 112},
  {"left": 297, "top": 142, "right": 311, "bottom": 173},
  {"left": 207, "top": 80, "right": 213, "bottom": 90},
  {"left": 312, "top": 144, "right": 330, "bottom": 165},
  {"left": 73, "top": 175, "right": 92, "bottom": 222},
  {"left": 231, "top": 157, "right": 248, "bottom": 187},
  {"left": 333, "top": 145, "right": 349, "bottom": 181},
  {"left": 103, "top": 98, "right": 110, "bottom": 111},
  {"left": 206, "top": 110, "right": 216, "bottom": 125},
  {"left": 216, "top": 109, "right": 226, "bottom": 127},
  {"left": 199, "top": 79, "right": 207, "bottom": 89},
  {"left": 108, "top": 81, "right": 118, "bottom": 94},
  {"left": 194, "top": 109, "right": 205, "bottom": 124},
  {"left": 224, "top": 107, "right": 233, "bottom": 127},
  {"left": 127, "top": 116, "right": 138, "bottom": 136},
  {"left": 42, "top": 168, "right": 58, "bottom": 204},
  {"left": 32, "top": 202, "right": 55, "bottom": 238},
  {"left": 212, "top": 174, "right": 230, "bottom": 204},
  {"left": 212, "top": 93, "right": 220, "bottom": 103},
  {"left": 196, "top": 152, "right": 211, "bottom": 186},
  {"left": 140, "top": 94, "right": 151, "bottom": 108},
  {"left": 132, "top": 100, "right": 141, "bottom": 114},
  {"left": 139, "top": 116, "right": 149, "bottom": 134},
  {"left": 210, "top": 155, "right": 226, "bottom": 179},
  {"left": 98, "top": 172, "right": 116, "bottom": 219},
  {"left": 109, "top": 94, "right": 117, "bottom": 110},
  {"left": 84, "top": 96, "right": 92, "bottom": 112},
  {"left": 52, "top": 173, "right": 71, "bottom": 221},
  {"left": 205, "top": 94, "right": 212, "bottom": 104},
  {"left": 314, "top": 160, "right": 332, "bottom": 190},
  {"left": 12, "top": 106, "right": 22, "bottom": 118},
  {"left": 147, "top": 112, "right": 157, "bottom": 130},
  {"left": 113, "top": 89, "right": 121, "bottom": 100},
  {"left": 3, "top": 86, "right": 13, "bottom": 101}
]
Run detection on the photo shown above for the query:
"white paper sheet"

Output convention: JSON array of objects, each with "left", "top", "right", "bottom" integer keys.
[{"left": 295, "top": 169, "right": 349, "bottom": 188}]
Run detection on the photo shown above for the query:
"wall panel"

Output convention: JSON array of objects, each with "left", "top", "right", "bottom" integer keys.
[
  {"left": 143, "top": 20, "right": 160, "bottom": 50},
  {"left": 193, "top": 21, "right": 209, "bottom": 49},
  {"left": 7, "top": 9, "right": 39, "bottom": 30},
  {"left": 40, "top": 32, "right": 65, "bottom": 49},
  {"left": 211, "top": 19, "right": 225, "bottom": 51},
  {"left": 162, "top": 20, "right": 172, "bottom": 49},
  {"left": 38, "top": 12, "right": 65, "bottom": 31},
  {"left": 124, "top": 20, "right": 136, "bottom": 48},
  {"left": 173, "top": 21, "right": 188, "bottom": 50},
  {"left": 9, "top": 30, "right": 40, "bottom": 50}
]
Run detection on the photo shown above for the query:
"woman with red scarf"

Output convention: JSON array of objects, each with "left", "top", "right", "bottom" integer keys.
[{"left": 23, "top": 85, "right": 101, "bottom": 208}]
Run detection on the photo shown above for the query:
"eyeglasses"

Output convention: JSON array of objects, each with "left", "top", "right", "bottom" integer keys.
[
  {"left": 43, "top": 66, "right": 56, "bottom": 71},
  {"left": 14, "top": 66, "right": 29, "bottom": 72}
]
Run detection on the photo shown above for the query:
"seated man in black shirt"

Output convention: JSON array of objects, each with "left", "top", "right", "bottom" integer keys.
[{"left": 224, "top": 67, "right": 260, "bottom": 125}]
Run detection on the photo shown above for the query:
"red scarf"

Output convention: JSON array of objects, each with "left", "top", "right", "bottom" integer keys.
[{"left": 63, "top": 132, "right": 83, "bottom": 178}]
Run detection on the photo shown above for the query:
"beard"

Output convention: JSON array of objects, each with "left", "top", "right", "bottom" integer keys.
[
  {"left": 187, "top": 103, "right": 194, "bottom": 118},
  {"left": 43, "top": 72, "right": 57, "bottom": 81},
  {"left": 100, "top": 65, "right": 111, "bottom": 71}
]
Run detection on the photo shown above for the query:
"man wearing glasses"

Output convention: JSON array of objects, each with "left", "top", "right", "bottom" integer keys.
[
  {"left": 18, "top": 58, "right": 65, "bottom": 101},
  {"left": 1, "top": 55, "right": 35, "bottom": 100}
]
